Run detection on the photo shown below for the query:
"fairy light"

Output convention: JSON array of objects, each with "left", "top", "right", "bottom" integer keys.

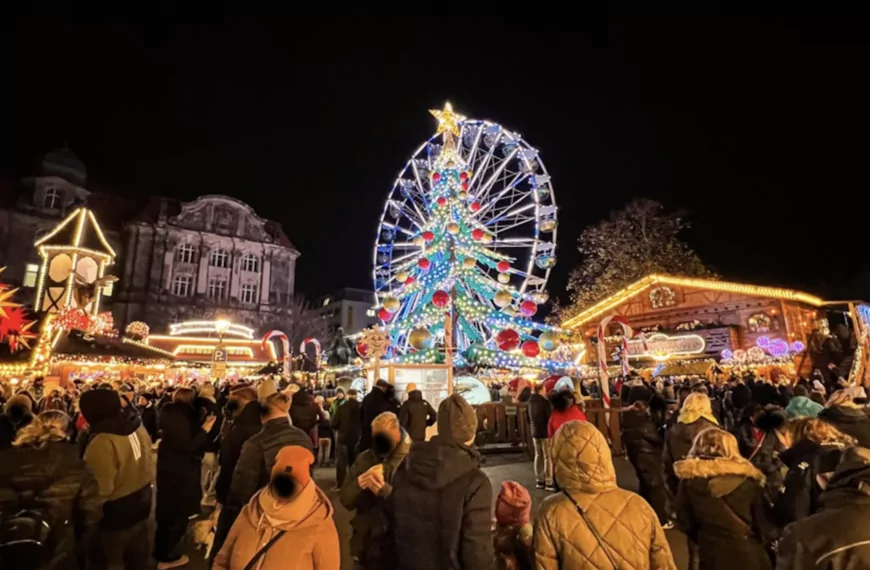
[{"left": 168, "top": 320, "right": 255, "bottom": 339}]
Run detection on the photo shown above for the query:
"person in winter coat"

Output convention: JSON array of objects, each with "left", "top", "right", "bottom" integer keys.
[
  {"left": 734, "top": 405, "right": 790, "bottom": 501},
  {"left": 137, "top": 393, "right": 159, "bottom": 442},
  {"left": 154, "top": 387, "right": 216, "bottom": 568},
  {"left": 526, "top": 383, "right": 552, "bottom": 490},
  {"left": 772, "top": 417, "right": 854, "bottom": 527},
  {"left": 784, "top": 385, "right": 824, "bottom": 419},
  {"left": 197, "top": 382, "right": 223, "bottom": 507},
  {"left": 289, "top": 387, "right": 323, "bottom": 447},
  {"left": 818, "top": 389, "right": 870, "bottom": 447},
  {"left": 663, "top": 392, "right": 719, "bottom": 496},
  {"left": 79, "top": 389, "right": 155, "bottom": 570},
  {"left": 492, "top": 481, "right": 533, "bottom": 570},
  {"left": 341, "top": 411, "right": 410, "bottom": 569},
  {"left": 387, "top": 394, "right": 494, "bottom": 570},
  {"left": 547, "top": 389, "right": 587, "bottom": 439},
  {"left": 622, "top": 395, "right": 672, "bottom": 527},
  {"left": 776, "top": 446, "right": 870, "bottom": 569},
  {"left": 534, "top": 419, "right": 675, "bottom": 570},
  {"left": 215, "top": 386, "right": 262, "bottom": 507},
  {"left": 0, "top": 411, "right": 102, "bottom": 570},
  {"left": 399, "top": 382, "right": 437, "bottom": 442},
  {"left": 674, "top": 427, "right": 775, "bottom": 570},
  {"left": 329, "top": 388, "right": 345, "bottom": 417},
  {"left": 331, "top": 388, "right": 362, "bottom": 487},
  {"left": 0, "top": 393, "right": 34, "bottom": 449},
  {"left": 358, "top": 379, "right": 400, "bottom": 453},
  {"left": 213, "top": 445, "right": 340, "bottom": 570}
]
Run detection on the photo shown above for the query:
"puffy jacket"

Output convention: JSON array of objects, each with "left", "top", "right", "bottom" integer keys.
[
  {"left": 226, "top": 417, "right": 313, "bottom": 510},
  {"left": 0, "top": 442, "right": 102, "bottom": 570},
  {"left": 526, "top": 393, "right": 551, "bottom": 439},
  {"left": 776, "top": 446, "right": 870, "bottom": 570},
  {"left": 534, "top": 420, "right": 675, "bottom": 570},
  {"left": 399, "top": 391, "right": 437, "bottom": 442},
  {"left": 388, "top": 436, "right": 495, "bottom": 570},
  {"left": 215, "top": 400, "right": 262, "bottom": 504},
  {"left": 818, "top": 405, "right": 870, "bottom": 447}
]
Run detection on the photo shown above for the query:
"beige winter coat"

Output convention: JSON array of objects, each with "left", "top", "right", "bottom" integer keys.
[{"left": 534, "top": 420, "right": 676, "bottom": 570}]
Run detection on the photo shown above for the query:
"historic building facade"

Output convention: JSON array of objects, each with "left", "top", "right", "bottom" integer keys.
[{"left": 0, "top": 149, "right": 300, "bottom": 332}]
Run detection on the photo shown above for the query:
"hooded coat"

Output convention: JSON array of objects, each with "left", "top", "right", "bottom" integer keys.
[
  {"left": 387, "top": 435, "right": 495, "bottom": 570},
  {"left": 534, "top": 420, "right": 676, "bottom": 570},
  {"left": 772, "top": 439, "right": 849, "bottom": 527},
  {"left": 818, "top": 405, "right": 870, "bottom": 447},
  {"left": 213, "top": 483, "right": 340, "bottom": 570},
  {"left": 399, "top": 390, "right": 437, "bottom": 442},
  {"left": 674, "top": 456, "right": 774, "bottom": 570},
  {"left": 156, "top": 400, "right": 211, "bottom": 518},
  {"left": 776, "top": 446, "right": 870, "bottom": 569},
  {"left": 216, "top": 400, "right": 263, "bottom": 505},
  {"left": 663, "top": 416, "right": 718, "bottom": 495}
]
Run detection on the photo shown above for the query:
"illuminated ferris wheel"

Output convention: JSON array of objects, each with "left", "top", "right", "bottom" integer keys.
[{"left": 372, "top": 106, "right": 558, "bottom": 353}]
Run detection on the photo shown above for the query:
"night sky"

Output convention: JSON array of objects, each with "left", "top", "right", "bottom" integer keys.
[{"left": 9, "top": 16, "right": 870, "bottom": 302}]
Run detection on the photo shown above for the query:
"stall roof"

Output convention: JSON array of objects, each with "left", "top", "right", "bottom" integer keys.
[
  {"left": 657, "top": 361, "right": 714, "bottom": 377},
  {"left": 147, "top": 335, "right": 276, "bottom": 366},
  {"left": 54, "top": 331, "right": 175, "bottom": 361},
  {"left": 561, "top": 274, "right": 826, "bottom": 330}
]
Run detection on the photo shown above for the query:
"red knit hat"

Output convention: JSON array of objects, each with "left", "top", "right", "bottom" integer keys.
[{"left": 495, "top": 480, "right": 531, "bottom": 526}]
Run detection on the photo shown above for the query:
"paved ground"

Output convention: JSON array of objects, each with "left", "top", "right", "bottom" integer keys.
[{"left": 186, "top": 455, "right": 688, "bottom": 570}]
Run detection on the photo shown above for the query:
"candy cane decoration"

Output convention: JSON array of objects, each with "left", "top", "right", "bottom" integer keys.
[
  {"left": 300, "top": 337, "right": 322, "bottom": 367},
  {"left": 262, "top": 330, "right": 291, "bottom": 377},
  {"left": 596, "top": 316, "right": 648, "bottom": 407}
]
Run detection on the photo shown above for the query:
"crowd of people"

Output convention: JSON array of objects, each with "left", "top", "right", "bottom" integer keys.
[{"left": 0, "top": 370, "right": 868, "bottom": 570}]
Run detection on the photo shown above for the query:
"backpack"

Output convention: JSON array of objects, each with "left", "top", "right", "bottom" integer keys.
[{"left": 0, "top": 489, "right": 55, "bottom": 570}]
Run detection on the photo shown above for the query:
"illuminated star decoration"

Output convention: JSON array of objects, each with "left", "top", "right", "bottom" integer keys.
[
  {"left": 429, "top": 102, "right": 466, "bottom": 137},
  {"left": 0, "top": 267, "right": 20, "bottom": 320},
  {"left": 0, "top": 306, "right": 38, "bottom": 352}
]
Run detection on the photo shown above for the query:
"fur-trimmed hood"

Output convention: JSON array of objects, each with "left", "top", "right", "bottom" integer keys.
[{"left": 674, "top": 457, "right": 765, "bottom": 483}]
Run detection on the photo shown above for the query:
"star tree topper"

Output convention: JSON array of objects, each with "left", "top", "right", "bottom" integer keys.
[{"left": 429, "top": 102, "right": 466, "bottom": 137}]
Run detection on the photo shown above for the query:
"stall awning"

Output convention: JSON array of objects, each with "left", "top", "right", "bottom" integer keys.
[{"left": 657, "top": 361, "right": 714, "bottom": 376}]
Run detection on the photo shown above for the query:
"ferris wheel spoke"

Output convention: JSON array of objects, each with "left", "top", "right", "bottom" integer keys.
[
  {"left": 489, "top": 214, "right": 537, "bottom": 234},
  {"left": 473, "top": 165, "right": 525, "bottom": 217},
  {"left": 466, "top": 146, "right": 499, "bottom": 198},
  {"left": 481, "top": 193, "right": 535, "bottom": 226},
  {"left": 389, "top": 199, "right": 425, "bottom": 230},
  {"left": 460, "top": 123, "right": 483, "bottom": 167}
]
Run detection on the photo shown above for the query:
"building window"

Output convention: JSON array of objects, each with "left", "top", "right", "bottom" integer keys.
[
  {"left": 346, "top": 306, "right": 354, "bottom": 331},
  {"left": 208, "top": 278, "right": 227, "bottom": 300},
  {"left": 210, "top": 249, "right": 230, "bottom": 268},
  {"left": 240, "top": 283, "right": 258, "bottom": 304},
  {"left": 44, "top": 187, "right": 62, "bottom": 209},
  {"left": 23, "top": 264, "right": 39, "bottom": 287},
  {"left": 176, "top": 244, "right": 196, "bottom": 264},
  {"left": 241, "top": 254, "right": 260, "bottom": 273},
  {"left": 172, "top": 275, "right": 193, "bottom": 297},
  {"left": 102, "top": 280, "right": 114, "bottom": 297}
]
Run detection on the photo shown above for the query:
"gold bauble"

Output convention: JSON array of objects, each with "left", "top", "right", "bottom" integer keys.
[
  {"left": 498, "top": 273, "right": 510, "bottom": 284},
  {"left": 538, "top": 331, "right": 561, "bottom": 352},
  {"left": 408, "top": 327, "right": 434, "bottom": 350},
  {"left": 383, "top": 296, "right": 400, "bottom": 313},
  {"left": 462, "top": 257, "right": 476, "bottom": 269},
  {"left": 458, "top": 191, "right": 468, "bottom": 201},
  {"left": 481, "top": 233, "right": 493, "bottom": 243},
  {"left": 396, "top": 271, "right": 408, "bottom": 283},
  {"left": 446, "top": 222, "right": 460, "bottom": 234},
  {"left": 494, "top": 290, "right": 512, "bottom": 308},
  {"left": 413, "top": 236, "right": 426, "bottom": 247}
]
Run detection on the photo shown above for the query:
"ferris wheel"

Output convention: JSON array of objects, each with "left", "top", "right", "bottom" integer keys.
[{"left": 372, "top": 112, "right": 558, "bottom": 353}]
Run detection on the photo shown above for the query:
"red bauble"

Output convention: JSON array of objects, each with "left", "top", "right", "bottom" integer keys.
[
  {"left": 378, "top": 308, "right": 392, "bottom": 321},
  {"left": 405, "top": 276, "right": 416, "bottom": 285},
  {"left": 471, "top": 228, "right": 484, "bottom": 241},
  {"left": 356, "top": 341, "right": 369, "bottom": 357},
  {"left": 460, "top": 182, "right": 469, "bottom": 191},
  {"left": 459, "top": 171, "right": 469, "bottom": 181},
  {"left": 422, "top": 230, "right": 435, "bottom": 242},
  {"left": 522, "top": 340, "right": 540, "bottom": 358},
  {"left": 470, "top": 201, "right": 481, "bottom": 212},
  {"left": 431, "top": 290, "right": 450, "bottom": 308},
  {"left": 417, "top": 258, "right": 431, "bottom": 270},
  {"left": 437, "top": 197, "right": 447, "bottom": 207},
  {"left": 497, "top": 261, "right": 511, "bottom": 273},
  {"left": 432, "top": 172, "right": 441, "bottom": 182},
  {"left": 520, "top": 300, "right": 538, "bottom": 317},
  {"left": 496, "top": 329, "right": 521, "bottom": 352}
]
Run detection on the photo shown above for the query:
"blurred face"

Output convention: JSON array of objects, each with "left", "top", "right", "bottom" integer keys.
[{"left": 372, "top": 423, "right": 401, "bottom": 455}]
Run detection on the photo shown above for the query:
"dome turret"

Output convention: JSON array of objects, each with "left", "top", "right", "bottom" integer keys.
[{"left": 41, "top": 147, "right": 87, "bottom": 186}]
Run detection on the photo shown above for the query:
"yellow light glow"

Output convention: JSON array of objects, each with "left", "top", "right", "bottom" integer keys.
[
  {"left": 172, "top": 345, "right": 254, "bottom": 357},
  {"left": 429, "top": 102, "right": 466, "bottom": 137},
  {"left": 561, "top": 274, "right": 826, "bottom": 329},
  {"left": 168, "top": 320, "right": 254, "bottom": 339},
  {"left": 626, "top": 333, "right": 707, "bottom": 361}
]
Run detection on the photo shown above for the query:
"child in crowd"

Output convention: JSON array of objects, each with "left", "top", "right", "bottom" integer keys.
[{"left": 492, "top": 480, "right": 533, "bottom": 570}]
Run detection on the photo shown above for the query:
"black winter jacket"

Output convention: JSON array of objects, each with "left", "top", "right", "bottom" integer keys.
[
  {"left": 776, "top": 447, "right": 870, "bottom": 569},
  {"left": 156, "top": 401, "right": 210, "bottom": 518},
  {"left": 225, "top": 417, "right": 313, "bottom": 510},
  {"left": 387, "top": 436, "right": 495, "bottom": 570},
  {"left": 331, "top": 397, "right": 362, "bottom": 446},
  {"left": 359, "top": 388, "right": 400, "bottom": 452},
  {"left": 399, "top": 391, "right": 437, "bottom": 442},
  {"left": 526, "top": 393, "right": 550, "bottom": 439},
  {"left": 772, "top": 439, "right": 848, "bottom": 527},
  {"left": 288, "top": 390, "right": 321, "bottom": 433},
  {"left": 215, "top": 400, "right": 262, "bottom": 504},
  {"left": 0, "top": 442, "right": 102, "bottom": 570},
  {"left": 663, "top": 417, "right": 718, "bottom": 495},
  {"left": 818, "top": 405, "right": 870, "bottom": 448}
]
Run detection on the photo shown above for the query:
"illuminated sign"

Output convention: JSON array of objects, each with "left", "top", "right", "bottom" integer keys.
[
  {"left": 627, "top": 333, "right": 706, "bottom": 361},
  {"left": 168, "top": 320, "right": 254, "bottom": 339}
]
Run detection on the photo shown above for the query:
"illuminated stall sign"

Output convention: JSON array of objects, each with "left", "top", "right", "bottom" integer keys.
[{"left": 627, "top": 333, "right": 706, "bottom": 361}]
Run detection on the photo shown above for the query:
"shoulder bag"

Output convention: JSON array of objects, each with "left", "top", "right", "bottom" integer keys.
[
  {"left": 562, "top": 491, "right": 619, "bottom": 568},
  {"left": 242, "top": 529, "right": 286, "bottom": 570}
]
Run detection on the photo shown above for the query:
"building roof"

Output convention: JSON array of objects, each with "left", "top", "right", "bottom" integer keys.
[
  {"left": 35, "top": 207, "right": 117, "bottom": 258},
  {"left": 561, "top": 274, "right": 826, "bottom": 330}
]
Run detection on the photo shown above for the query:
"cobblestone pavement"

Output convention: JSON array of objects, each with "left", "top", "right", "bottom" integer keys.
[{"left": 185, "top": 455, "right": 688, "bottom": 570}]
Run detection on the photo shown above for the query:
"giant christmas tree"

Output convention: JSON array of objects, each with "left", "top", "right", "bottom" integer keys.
[{"left": 377, "top": 103, "right": 564, "bottom": 370}]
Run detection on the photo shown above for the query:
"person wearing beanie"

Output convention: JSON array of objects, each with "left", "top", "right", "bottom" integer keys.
[
  {"left": 79, "top": 389, "right": 156, "bottom": 570},
  {"left": 388, "top": 394, "right": 495, "bottom": 570},
  {"left": 213, "top": 446, "right": 340, "bottom": 570},
  {"left": 0, "top": 393, "right": 35, "bottom": 449},
  {"left": 493, "top": 481, "right": 533, "bottom": 570},
  {"left": 211, "top": 390, "right": 312, "bottom": 562},
  {"left": 527, "top": 383, "right": 552, "bottom": 490},
  {"left": 399, "top": 382, "right": 437, "bottom": 442},
  {"left": 358, "top": 379, "right": 400, "bottom": 453}
]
